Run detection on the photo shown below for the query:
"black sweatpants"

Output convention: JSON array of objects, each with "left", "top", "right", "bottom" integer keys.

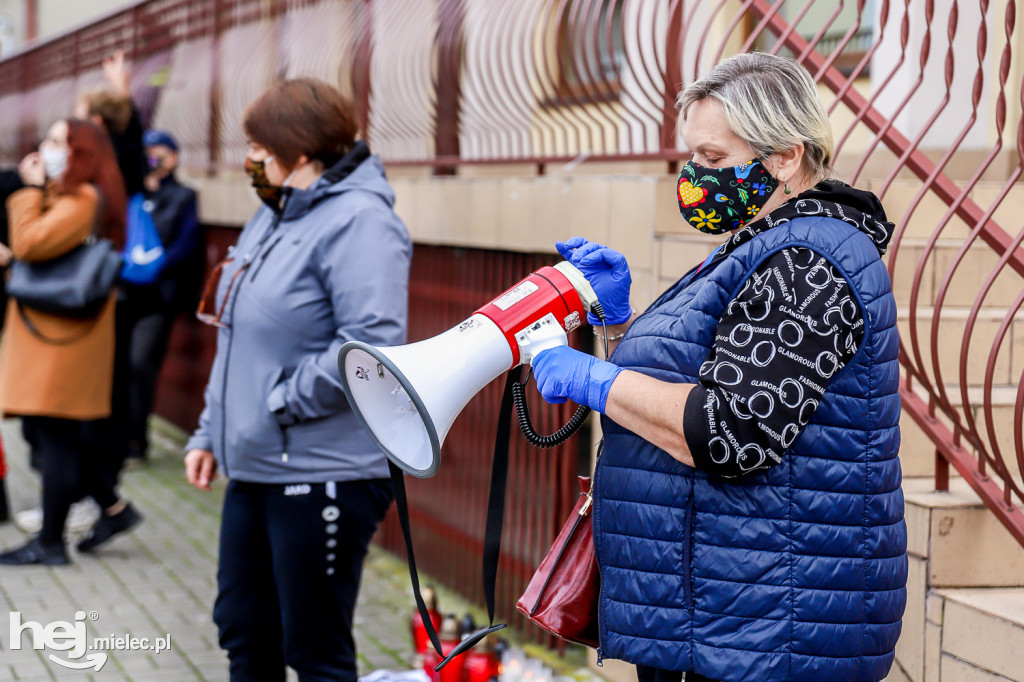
[
  {"left": 21, "top": 416, "right": 119, "bottom": 547},
  {"left": 213, "top": 478, "right": 392, "bottom": 682}
]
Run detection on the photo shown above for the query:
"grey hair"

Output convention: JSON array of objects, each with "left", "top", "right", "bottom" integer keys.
[{"left": 677, "top": 52, "right": 834, "bottom": 182}]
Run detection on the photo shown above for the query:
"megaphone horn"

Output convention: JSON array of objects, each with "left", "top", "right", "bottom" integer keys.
[{"left": 338, "top": 262, "right": 598, "bottom": 478}]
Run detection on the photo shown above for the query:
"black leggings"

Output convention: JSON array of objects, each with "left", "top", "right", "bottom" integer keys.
[
  {"left": 21, "top": 416, "right": 119, "bottom": 546},
  {"left": 213, "top": 478, "right": 392, "bottom": 682},
  {"left": 637, "top": 665, "right": 720, "bottom": 682}
]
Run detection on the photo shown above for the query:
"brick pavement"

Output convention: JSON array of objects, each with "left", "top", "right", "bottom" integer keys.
[{"left": 0, "top": 420, "right": 418, "bottom": 682}]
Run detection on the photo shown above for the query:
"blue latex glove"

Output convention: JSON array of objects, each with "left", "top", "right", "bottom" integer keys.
[
  {"left": 556, "top": 237, "right": 632, "bottom": 325},
  {"left": 532, "top": 346, "right": 623, "bottom": 413}
]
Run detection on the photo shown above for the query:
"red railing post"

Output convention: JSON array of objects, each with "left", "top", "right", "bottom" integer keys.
[
  {"left": 208, "top": 0, "right": 224, "bottom": 172},
  {"left": 353, "top": 0, "right": 373, "bottom": 145},
  {"left": 935, "top": 450, "right": 949, "bottom": 492},
  {"left": 434, "top": 0, "right": 463, "bottom": 176},
  {"left": 661, "top": 0, "right": 683, "bottom": 172}
]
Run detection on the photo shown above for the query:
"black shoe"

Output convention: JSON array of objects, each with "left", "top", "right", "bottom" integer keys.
[
  {"left": 0, "top": 537, "right": 70, "bottom": 566},
  {"left": 76, "top": 503, "right": 143, "bottom": 553}
]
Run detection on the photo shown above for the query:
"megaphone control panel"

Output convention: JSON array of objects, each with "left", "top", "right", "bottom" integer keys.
[{"left": 514, "top": 313, "right": 568, "bottom": 365}]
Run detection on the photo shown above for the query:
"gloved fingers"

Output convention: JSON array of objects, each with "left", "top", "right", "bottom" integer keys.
[
  {"left": 539, "top": 392, "right": 568, "bottom": 405},
  {"left": 569, "top": 241, "right": 605, "bottom": 266},
  {"left": 534, "top": 369, "right": 569, "bottom": 405},
  {"left": 578, "top": 246, "right": 628, "bottom": 273},
  {"left": 532, "top": 345, "right": 567, "bottom": 370},
  {"left": 555, "top": 236, "right": 589, "bottom": 259},
  {"left": 533, "top": 346, "right": 574, "bottom": 404}
]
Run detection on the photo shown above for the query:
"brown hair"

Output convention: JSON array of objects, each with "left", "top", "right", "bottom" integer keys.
[
  {"left": 243, "top": 78, "right": 359, "bottom": 171},
  {"left": 60, "top": 119, "right": 127, "bottom": 249},
  {"left": 80, "top": 90, "right": 133, "bottom": 135}
]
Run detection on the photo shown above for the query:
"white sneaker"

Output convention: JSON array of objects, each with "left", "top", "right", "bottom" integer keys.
[
  {"left": 67, "top": 500, "right": 101, "bottom": 533},
  {"left": 14, "top": 507, "right": 42, "bottom": 534},
  {"left": 13, "top": 501, "right": 101, "bottom": 535}
]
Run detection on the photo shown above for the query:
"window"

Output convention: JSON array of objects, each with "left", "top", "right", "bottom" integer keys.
[
  {"left": 552, "top": 0, "right": 624, "bottom": 105},
  {"left": 753, "top": 0, "right": 876, "bottom": 78}
]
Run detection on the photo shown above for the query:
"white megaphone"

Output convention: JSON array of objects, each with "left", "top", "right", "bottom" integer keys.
[{"left": 338, "top": 262, "right": 599, "bottom": 478}]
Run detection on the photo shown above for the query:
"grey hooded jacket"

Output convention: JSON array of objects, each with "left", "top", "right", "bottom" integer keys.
[{"left": 186, "top": 149, "right": 410, "bottom": 483}]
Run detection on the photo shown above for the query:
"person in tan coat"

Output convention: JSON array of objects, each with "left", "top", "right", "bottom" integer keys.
[{"left": 0, "top": 119, "right": 141, "bottom": 566}]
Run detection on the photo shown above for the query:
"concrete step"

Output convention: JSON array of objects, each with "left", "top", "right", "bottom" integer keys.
[
  {"left": 890, "top": 477, "right": 1024, "bottom": 682},
  {"left": 896, "top": 304, "right": 1024, "bottom": 391},
  {"left": 890, "top": 236, "right": 1024, "bottom": 311},
  {"left": 864, "top": 178, "right": 1024, "bottom": 242},
  {"left": 899, "top": 382, "right": 1022, "bottom": 480}
]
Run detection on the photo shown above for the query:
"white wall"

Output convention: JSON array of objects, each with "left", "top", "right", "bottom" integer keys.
[
  {"left": 0, "top": 0, "right": 26, "bottom": 57},
  {"left": 871, "top": 0, "right": 994, "bottom": 151}
]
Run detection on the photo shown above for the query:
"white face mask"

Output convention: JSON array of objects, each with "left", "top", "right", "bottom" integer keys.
[{"left": 41, "top": 148, "right": 68, "bottom": 180}]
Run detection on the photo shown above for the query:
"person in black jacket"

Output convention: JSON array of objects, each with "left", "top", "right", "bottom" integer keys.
[
  {"left": 73, "top": 50, "right": 151, "bottom": 477},
  {"left": 73, "top": 51, "right": 147, "bottom": 197},
  {"left": 0, "top": 169, "right": 22, "bottom": 329},
  {"left": 117, "top": 129, "right": 202, "bottom": 463}
]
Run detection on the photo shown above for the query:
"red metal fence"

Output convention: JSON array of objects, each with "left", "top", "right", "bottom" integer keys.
[{"left": 4, "top": 0, "right": 1024, "bottom": 592}]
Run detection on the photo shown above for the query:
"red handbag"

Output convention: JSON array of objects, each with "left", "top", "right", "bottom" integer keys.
[{"left": 516, "top": 476, "right": 600, "bottom": 648}]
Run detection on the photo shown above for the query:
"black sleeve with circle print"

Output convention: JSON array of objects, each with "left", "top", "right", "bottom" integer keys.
[{"left": 681, "top": 246, "right": 865, "bottom": 478}]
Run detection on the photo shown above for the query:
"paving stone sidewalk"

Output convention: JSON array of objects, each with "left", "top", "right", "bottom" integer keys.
[{"left": 0, "top": 419, "right": 419, "bottom": 682}]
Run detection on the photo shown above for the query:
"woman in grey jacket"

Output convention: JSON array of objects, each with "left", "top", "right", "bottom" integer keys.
[{"left": 185, "top": 79, "right": 411, "bottom": 682}]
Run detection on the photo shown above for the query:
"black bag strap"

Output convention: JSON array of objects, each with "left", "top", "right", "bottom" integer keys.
[
  {"left": 16, "top": 302, "right": 102, "bottom": 346},
  {"left": 390, "top": 372, "right": 515, "bottom": 671}
]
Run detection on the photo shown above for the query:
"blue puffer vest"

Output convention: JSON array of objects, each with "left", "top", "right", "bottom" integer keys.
[{"left": 595, "top": 216, "right": 907, "bottom": 682}]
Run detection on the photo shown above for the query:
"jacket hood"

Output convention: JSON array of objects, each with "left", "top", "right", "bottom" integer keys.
[
  {"left": 795, "top": 179, "right": 895, "bottom": 255},
  {"left": 279, "top": 142, "right": 395, "bottom": 221}
]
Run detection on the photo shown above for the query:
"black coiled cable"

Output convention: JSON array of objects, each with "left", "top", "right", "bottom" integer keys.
[
  {"left": 510, "top": 301, "right": 608, "bottom": 448},
  {"left": 512, "top": 380, "right": 590, "bottom": 447}
]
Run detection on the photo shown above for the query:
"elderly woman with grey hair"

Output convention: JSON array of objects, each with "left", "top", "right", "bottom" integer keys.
[{"left": 531, "top": 52, "right": 906, "bottom": 682}]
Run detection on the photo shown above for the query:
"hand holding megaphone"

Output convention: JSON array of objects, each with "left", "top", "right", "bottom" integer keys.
[
  {"left": 532, "top": 345, "right": 623, "bottom": 412},
  {"left": 555, "top": 238, "right": 633, "bottom": 325}
]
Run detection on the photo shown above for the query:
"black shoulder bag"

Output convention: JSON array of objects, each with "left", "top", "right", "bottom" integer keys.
[{"left": 8, "top": 188, "right": 122, "bottom": 320}]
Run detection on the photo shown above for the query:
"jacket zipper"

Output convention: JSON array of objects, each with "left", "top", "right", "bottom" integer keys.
[
  {"left": 684, "top": 493, "right": 695, "bottom": 611},
  {"left": 248, "top": 233, "right": 285, "bottom": 282},
  {"left": 218, "top": 215, "right": 282, "bottom": 477}
]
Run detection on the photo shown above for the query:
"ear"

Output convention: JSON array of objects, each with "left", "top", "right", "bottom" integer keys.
[
  {"left": 766, "top": 143, "right": 804, "bottom": 185},
  {"left": 90, "top": 113, "right": 106, "bottom": 129}
]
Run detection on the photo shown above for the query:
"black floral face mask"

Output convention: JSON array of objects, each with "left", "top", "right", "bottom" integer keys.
[
  {"left": 677, "top": 159, "right": 779, "bottom": 234},
  {"left": 244, "top": 156, "right": 286, "bottom": 209}
]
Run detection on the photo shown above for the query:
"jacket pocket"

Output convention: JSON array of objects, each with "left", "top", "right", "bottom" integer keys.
[
  {"left": 266, "top": 367, "right": 295, "bottom": 425},
  {"left": 228, "top": 369, "right": 288, "bottom": 457}
]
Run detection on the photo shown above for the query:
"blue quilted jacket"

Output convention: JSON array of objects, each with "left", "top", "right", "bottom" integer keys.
[{"left": 594, "top": 216, "right": 907, "bottom": 681}]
